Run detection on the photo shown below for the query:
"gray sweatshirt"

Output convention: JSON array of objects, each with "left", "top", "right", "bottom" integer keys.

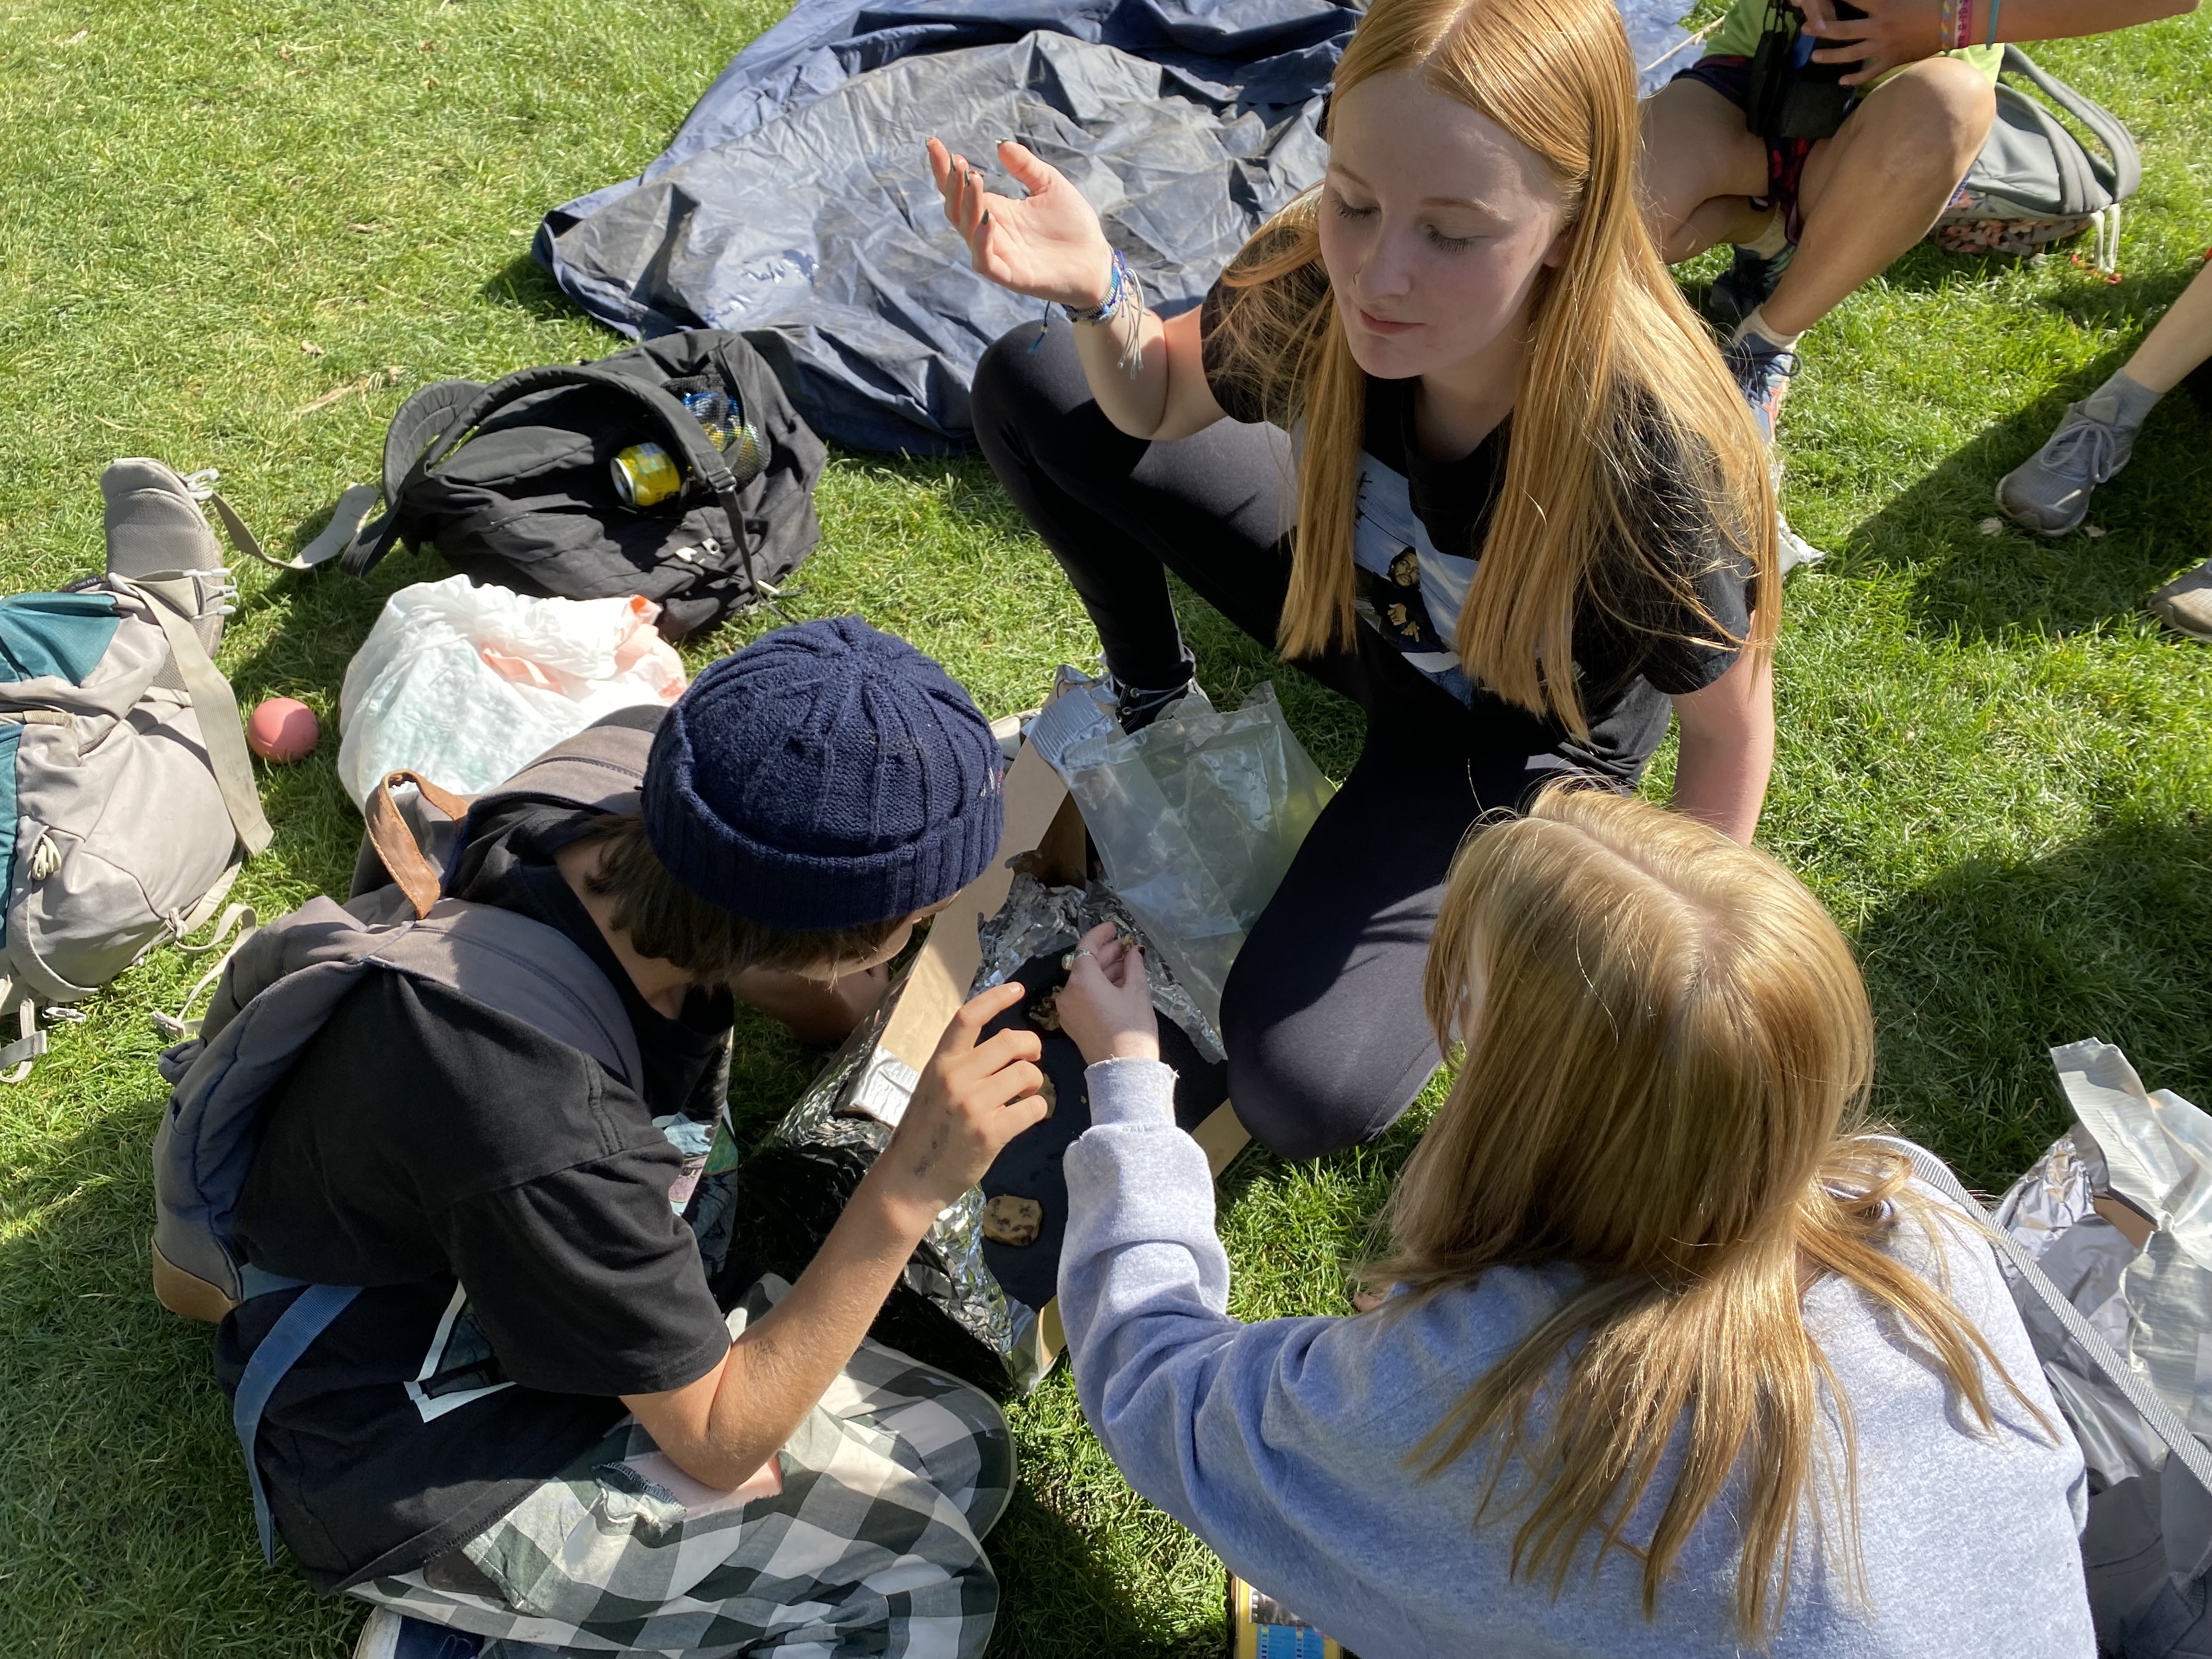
[{"left": 1058, "top": 1058, "right": 2094, "bottom": 1658}]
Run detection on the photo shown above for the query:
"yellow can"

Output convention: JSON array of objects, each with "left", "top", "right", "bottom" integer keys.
[{"left": 612, "top": 442, "right": 682, "bottom": 507}]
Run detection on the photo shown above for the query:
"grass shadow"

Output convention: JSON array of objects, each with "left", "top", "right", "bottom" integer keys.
[
  {"left": 478, "top": 250, "right": 585, "bottom": 323},
  {"left": 1822, "top": 352, "right": 2212, "bottom": 641},
  {"left": 1855, "top": 816, "right": 2212, "bottom": 1192},
  {"left": 0, "top": 1099, "right": 356, "bottom": 1655},
  {"left": 984, "top": 1480, "right": 1227, "bottom": 1659}
]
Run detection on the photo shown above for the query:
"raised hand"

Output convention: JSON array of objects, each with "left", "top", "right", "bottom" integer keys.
[
  {"left": 925, "top": 136, "right": 1117, "bottom": 309},
  {"left": 1055, "top": 921, "right": 1161, "bottom": 1066},
  {"left": 875, "top": 980, "right": 1049, "bottom": 1218}
]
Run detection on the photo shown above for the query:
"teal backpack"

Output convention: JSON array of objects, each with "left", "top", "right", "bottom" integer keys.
[{"left": 0, "top": 460, "right": 274, "bottom": 1079}]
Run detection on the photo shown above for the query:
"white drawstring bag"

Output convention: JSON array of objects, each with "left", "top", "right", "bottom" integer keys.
[{"left": 337, "top": 574, "right": 685, "bottom": 807}]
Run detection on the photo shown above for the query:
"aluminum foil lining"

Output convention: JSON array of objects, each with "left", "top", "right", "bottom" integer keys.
[
  {"left": 1994, "top": 1124, "right": 2105, "bottom": 1262},
  {"left": 970, "top": 872, "right": 1227, "bottom": 1064},
  {"left": 763, "top": 971, "right": 1042, "bottom": 1389},
  {"left": 753, "top": 836, "right": 1226, "bottom": 1395}
]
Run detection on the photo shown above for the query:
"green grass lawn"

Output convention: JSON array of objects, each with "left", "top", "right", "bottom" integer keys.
[{"left": 2, "top": 1, "right": 2209, "bottom": 1653}]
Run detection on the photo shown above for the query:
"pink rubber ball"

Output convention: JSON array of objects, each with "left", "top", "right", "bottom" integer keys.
[{"left": 246, "top": 697, "right": 320, "bottom": 763}]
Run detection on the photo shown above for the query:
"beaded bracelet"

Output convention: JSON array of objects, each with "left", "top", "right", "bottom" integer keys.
[
  {"left": 1054, "top": 247, "right": 1148, "bottom": 376},
  {"left": 1062, "top": 249, "right": 1131, "bottom": 325}
]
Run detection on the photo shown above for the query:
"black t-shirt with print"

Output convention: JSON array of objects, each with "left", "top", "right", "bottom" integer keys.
[
  {"left": 1199, "top": 259, "right": 1756, "bottom": 780},
  {"left": 215, "top": 803, "right": 736, "bottom": 1594}
]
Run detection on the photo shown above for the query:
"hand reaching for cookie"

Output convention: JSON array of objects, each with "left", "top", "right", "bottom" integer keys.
[
  {"left": 873, "top": 981, "right": 1049, "bottom": 1225},
  {"left": 1055, "top": 921, "right": 1161, "bottom": 1066}
]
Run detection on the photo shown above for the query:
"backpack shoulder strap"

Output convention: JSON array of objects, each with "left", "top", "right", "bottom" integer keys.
[
  {"left": 373, "top": 900, "right": 646, "bottom": 1092},
  {"left": 156, "top": 893, "right": 646, "bottom": 1312},
  {"left": 114, "top": 577, "right": 273, "bottom": 856},
  {"left": 1868, "top": 1134, "right": 2212, "bottom": 1510},
  {"left": 351, "top": 713, "right": 660, "bottom": 922},
  {"left": 382, "top": 378, "right": 488, "bottom": 506},
  {"left": 2000, "top": 45, "right": 2142, "bottom": 204},
  {"left": 342, "top": 364, "right": 764, "bottom": 602}
]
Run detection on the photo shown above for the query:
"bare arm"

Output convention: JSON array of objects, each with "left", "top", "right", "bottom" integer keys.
[
  {"left": 1797, "top": 0, "right": 2198, "bottom": 84},
  {"left": 1669, "top": 643, "right": 1774, "bottom": 845},
  {"left": 622, "top": 982, "right": 1046, "bottom": 1489},
  {"left": 926, "top": 137, "right": 1226, "bottom": 442}
]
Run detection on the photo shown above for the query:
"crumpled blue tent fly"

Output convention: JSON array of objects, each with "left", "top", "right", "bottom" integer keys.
[{"left": 537, "top": 0, "right": 1693, "bottom": 455}]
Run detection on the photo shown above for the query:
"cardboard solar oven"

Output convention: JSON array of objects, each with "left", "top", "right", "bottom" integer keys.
[{"left": 691, "top": 669, "right": 1329, "bottom": 1393}]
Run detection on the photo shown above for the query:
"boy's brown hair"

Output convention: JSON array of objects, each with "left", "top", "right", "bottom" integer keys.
[{"left": 584, "top": 814, "right": 909, "bottom": 984}]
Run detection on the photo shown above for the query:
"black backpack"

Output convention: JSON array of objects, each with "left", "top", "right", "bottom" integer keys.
[{"left": 343, "top": 331, "right": 827, "bottom": 639}]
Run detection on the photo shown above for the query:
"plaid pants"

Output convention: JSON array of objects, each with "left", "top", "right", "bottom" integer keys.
[{"left": 353, "top": 1280, "right": 1013, "bottom": 1658}]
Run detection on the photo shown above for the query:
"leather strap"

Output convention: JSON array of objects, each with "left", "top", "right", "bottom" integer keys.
[{"left": 362, "top": 771, "right": 472, "bottom": 919}]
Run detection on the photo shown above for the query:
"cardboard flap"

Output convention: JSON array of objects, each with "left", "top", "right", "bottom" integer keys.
[{"left": 879, "top": 729, "right": 1075, "bottom": 1075}]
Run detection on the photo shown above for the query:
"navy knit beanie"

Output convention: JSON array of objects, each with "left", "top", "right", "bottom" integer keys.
[{"left": 642, "top": 617, "right": 1004, "bottom": 930}]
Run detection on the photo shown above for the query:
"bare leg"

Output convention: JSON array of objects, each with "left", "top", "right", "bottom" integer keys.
[
  {"left": 1638, "top": 78, "right": 1771, "bottom": 263},
  {"left": 1998, "top": 257, "right": 2212, "bottom": 535},
  {"left": 2126, "top": 257, "right": 2212, "bottom": 395},
  {"left": 1761, "top": 57, "right": 1995, "bottom": 336}
]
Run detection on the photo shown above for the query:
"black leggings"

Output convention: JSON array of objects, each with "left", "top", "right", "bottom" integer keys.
[{"left": 973, "top": 320, "right": 1584, "bottom": 1160}]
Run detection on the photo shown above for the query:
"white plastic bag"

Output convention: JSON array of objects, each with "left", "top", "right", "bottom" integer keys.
[
  {"left": 1024, "top": 669, "right": 1335, "bottom": 1028},
  {"left": 337, "top": 575, "right": 686, "bottom": 806}
]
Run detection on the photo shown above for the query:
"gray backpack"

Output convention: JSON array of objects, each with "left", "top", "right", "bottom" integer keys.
[
  {"left": 0, "top": 460, "right": 279, "bottom": 1081},
  {"left": 150, "top": 715, "right": 654, "bottom": 1322},
  {"left": 1932, "top": 47, "right": 2141, "bottom": 273},
  {"left": 149, "top": 717, "right": 653, "bottom": 1562}
]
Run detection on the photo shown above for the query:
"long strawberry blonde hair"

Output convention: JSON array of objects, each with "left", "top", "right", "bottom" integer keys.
[
  {"left": 1213, "top": 0, "right": 1777, "bottom": 737},
  {"left": 1373, "top": 787, "right": 2052, "bottom": 1640}
]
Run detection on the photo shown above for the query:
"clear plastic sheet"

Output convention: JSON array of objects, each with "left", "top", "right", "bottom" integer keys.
[{"left": 1024, "top": 669, "right": 1333, "bottom": 1030}]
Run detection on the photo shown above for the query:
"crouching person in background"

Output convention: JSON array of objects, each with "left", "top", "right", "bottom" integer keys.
[
  {"left": 1050, "top": 785, "right": 2091, "bottom": 1657},
  {"left": 194, "top": 619, "right": 1045, "bottom": 1658}
]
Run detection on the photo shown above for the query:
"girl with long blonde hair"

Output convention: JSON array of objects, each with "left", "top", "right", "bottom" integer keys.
[
  {"left": 930, "top": 0, "right": 1780, "bottom": 1163},
  {"left": 1049, "top": 786, "right": 2089, "bottom": 1655}
]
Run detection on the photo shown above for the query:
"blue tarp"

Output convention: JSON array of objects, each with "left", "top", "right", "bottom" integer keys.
[{"left": 537, "top": 0, "right": 1692, "bottom": 454}]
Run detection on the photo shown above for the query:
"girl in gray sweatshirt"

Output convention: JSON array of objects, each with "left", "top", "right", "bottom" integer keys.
[{"left": 1051, "top": 785, "right": 2091, "bottom": 1658}]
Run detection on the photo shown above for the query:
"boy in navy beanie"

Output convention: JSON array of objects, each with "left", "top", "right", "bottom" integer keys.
[{"left": 242, "top": 618, "right": 1043, "bottom": 1659}]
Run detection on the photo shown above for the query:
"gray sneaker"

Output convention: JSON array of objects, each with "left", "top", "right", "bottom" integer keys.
[
  {"left": 1995, "top": 389, "right": 2141, "bottom": 536},
  {"left": 2147, "top": 557, "right": 2212, "bottom": 642}
]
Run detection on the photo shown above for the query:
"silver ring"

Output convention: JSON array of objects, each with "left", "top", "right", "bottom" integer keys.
[{"left": 1071, "top": 948, "right": 1096, "bottom": 961}]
